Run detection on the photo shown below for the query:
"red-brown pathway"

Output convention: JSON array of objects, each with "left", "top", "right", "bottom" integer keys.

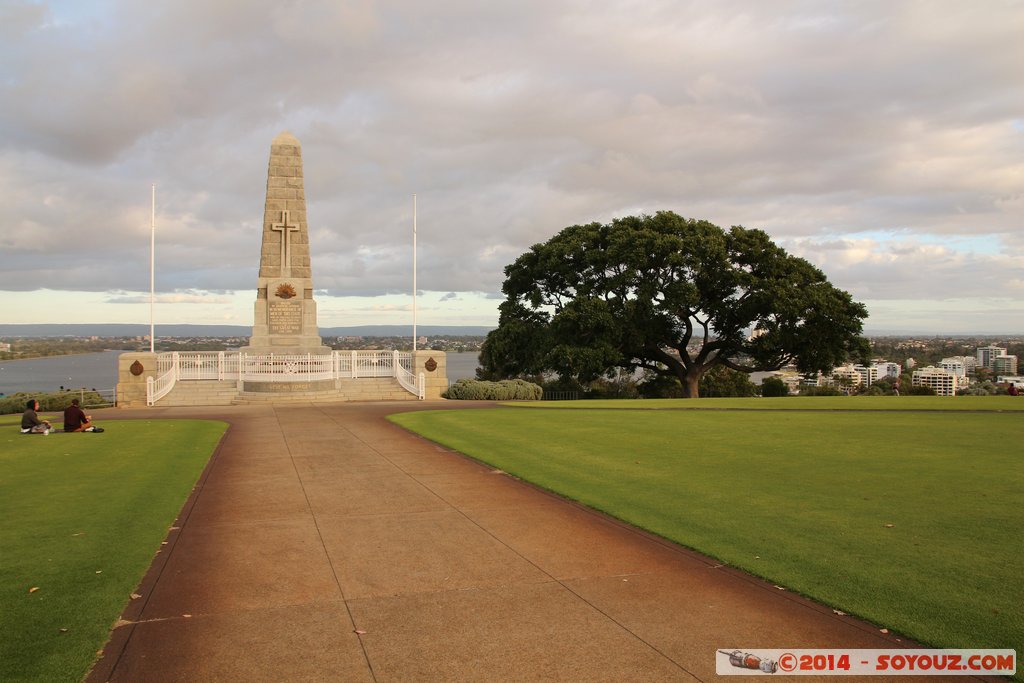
[{"left": 86, "top": 402, "right": 984, "bottom": 682}]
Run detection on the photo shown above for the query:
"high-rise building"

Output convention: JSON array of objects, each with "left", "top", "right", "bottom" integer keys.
[
  {"left": 977, "top": 346, "right": 1007, "bottom": 370},
  {"left": 853, "top": 364, "right": 879, "bottom": 386},
  {"left": 832, "top": 365, "right": 862, "bottom": 394},
  {"left": 992, "top": 355, "right": 1018, "bottom": 375},
  {"left": 939, "top": 358, "right": 966, "bottom": 377},
  {"left": 912, "top": 367, "right": 958, "bottom": 397},
  {"left": 872, "top": 362, "right": 902, "bottom": 379},
  {"left": 941, "top": 355, "right": 976, "bottom": 375}
]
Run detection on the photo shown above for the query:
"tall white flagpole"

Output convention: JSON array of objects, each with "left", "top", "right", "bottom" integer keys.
[
  {"left": 150, "top": 183, "right": 156, "bottom": 354},
  {"left": 412, "top": 193, "right": 417, "bottom": 353}
]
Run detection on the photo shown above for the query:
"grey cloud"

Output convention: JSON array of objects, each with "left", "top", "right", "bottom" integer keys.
[
  {"left": 784, "top": 237, "right": 1024, "bottom": 301},
  {"left": 1, "top": 0, "right": 1022, "bottom": 316}
]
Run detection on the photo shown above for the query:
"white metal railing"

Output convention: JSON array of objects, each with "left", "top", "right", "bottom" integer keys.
[
  {"left": 147, "top": 355, "right": 178, "bottom": 406},
  {"left": 147, "top": 350, "right": 422, "bottom": 403},
  {"left": 177, "top": 352, "right": 223, "bottom": 380},
  {"left": 240, "top": 353, "right": 336, "bottom": 382},
  {"left": 396, "top": 365, "right": 426, "bottom": 400}
]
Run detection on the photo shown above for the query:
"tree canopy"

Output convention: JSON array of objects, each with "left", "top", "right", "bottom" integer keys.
[{"left": 480, "top": 211, "right": 869, "bottom": 398}]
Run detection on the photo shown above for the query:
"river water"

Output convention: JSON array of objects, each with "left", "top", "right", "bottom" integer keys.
[
  {"left": 0, "top": 350, "right": 483, "bottom": 395},
  {"left": 0, "top": 350, "right": 123, "bottom": 395}
]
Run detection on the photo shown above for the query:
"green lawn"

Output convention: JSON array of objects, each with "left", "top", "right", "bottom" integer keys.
[
  {"left": 0, "top": 418, "right": 227, "bottom": 683},
  {"left": 389, "top": 401, "right": 1023, "bottom": 673},
  {"left": 508, "top": 395, "right": 1024, "bottom": 411}
]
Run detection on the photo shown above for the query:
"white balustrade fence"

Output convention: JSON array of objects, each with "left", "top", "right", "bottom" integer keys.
[
  {"left": 146, "top": 351, "right": 421, "bottom": 404},
  {"left": 147, "top": 353, "right": 179, "bottom": 405}
]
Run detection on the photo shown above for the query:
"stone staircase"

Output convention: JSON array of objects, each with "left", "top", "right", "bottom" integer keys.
[
  {"left": 155, "top": 378, "right": 419, "bottom": 406},
  {"left": 158, "top": 380, "right": 240, "bottom": 407},
  {"left": 234, "top": 378, "right": 417, "bottom": 404}
]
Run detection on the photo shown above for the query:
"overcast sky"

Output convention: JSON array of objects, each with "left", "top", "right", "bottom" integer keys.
[{"left": 2, "top": 0, "right": 1022, "bottom": 334}]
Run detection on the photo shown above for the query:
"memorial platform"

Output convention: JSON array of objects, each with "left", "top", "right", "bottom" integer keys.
[{"left": 116, "top": 350, "right": 448, "bottom": 407}]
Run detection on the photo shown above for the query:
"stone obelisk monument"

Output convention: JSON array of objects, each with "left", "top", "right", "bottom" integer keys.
[{"left": 244, "top": 131, "right": 329, "bottom": 354}]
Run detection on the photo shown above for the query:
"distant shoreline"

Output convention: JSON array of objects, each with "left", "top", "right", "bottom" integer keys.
[
  {"left": 2, "top": 324, "right": 1020, "bottom": 338},
  {"left": 0, "top": 323, "right": 497, "bottom": 338},
  {"left": 0, "top": 350, "right": 121, "bottom": 363}
]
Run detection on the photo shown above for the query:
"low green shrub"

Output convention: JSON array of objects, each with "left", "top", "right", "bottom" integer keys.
[
  {"left": 799, "top": 385, "right": 842, "bottom": 397},
  {"left": 443, "top": 378, "right": 542, "bottom": 400},
  {"left": 760, "top": 376, "right": 790, "bottom": 397},
  {"left": 0, "top": 390, "right": 108, "bottom": 415}
]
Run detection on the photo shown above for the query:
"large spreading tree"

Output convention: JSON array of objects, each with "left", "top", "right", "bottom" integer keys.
[{"left": 480, "top": 211, "right": 869, "bottom": 398}]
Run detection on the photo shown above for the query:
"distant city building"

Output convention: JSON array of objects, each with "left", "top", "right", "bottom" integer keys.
[
  {"left": 992, "top": 355, "right": 1018, "bottom": 375},
  {"left": 853, "top": 364, "right": 879, "bottom": 386},
  {"left": 873, "top": 362, "right": 902, "bottom": 379},
  {"left": 0, "top": 342, "right": 10, "bottom": 352},
  {"left": 801, "top": 372, "right": 826, "bottom": 387},
  {"left": 763, "top": 370, "right": 802, "bottom": 393},
  {"left": 939, "top": 358, "right": 966, "bottom": 377},
  {"left": 912, "top": 366, "right": 958, "bottom": 397},
  {"left": 999, "top": 375, "right": 1024, "bottom": 388},
  {"left": 832, "top": 365, "right": 862, "bottom": 394},
  {"left": 780, "top": 374, "right": 803, "bottom": 393},
  {"left": 977, "top": 346, "right": 1007, "bottom": 370},
  {"left": 904, "top": 357, "right": 916, "bottom": 369},
  {"left": 940, "top": 356, "right": 976, "bottom": 376}
]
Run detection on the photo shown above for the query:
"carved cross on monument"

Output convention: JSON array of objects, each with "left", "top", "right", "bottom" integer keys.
[{"left": 271, "top": 210, "right": 300, "bottom": 275}]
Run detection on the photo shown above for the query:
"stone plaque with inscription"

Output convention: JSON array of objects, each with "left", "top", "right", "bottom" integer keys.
[{"left": 268, "top": 301, "right": 302, "bottom": 334}]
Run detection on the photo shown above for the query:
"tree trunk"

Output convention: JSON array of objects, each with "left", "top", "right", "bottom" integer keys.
[{"left": 679, "top": 367, "right": 702, "bottom": 398}]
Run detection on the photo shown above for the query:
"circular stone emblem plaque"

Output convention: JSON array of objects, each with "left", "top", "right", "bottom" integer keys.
[
  {"left": 130, "top": 360, "right": 145, "bottom": 376},
  {"left": 424, "top": 357, "right": 438, "bottom": 372}
]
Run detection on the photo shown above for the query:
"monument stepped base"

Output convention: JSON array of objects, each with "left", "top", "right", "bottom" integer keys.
[
  {"left": 234, "top": 378, "right": 418, "bottom": 405},
  {"left": 156, "top": 381, "right": 240, "bottom": 407},
  {"left": 154, "top": 379, "right": 422, "bottom": 407}
]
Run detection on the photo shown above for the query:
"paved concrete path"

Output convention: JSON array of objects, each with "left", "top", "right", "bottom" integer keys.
[{"left": 86, "top": 402, "right": 964, "bottom": 682}]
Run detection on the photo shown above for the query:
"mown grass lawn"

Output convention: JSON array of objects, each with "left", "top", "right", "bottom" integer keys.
[
  {"left": 389, "top": 400, "right": 1023, "bottom": 672},
  {"left": 507, "top": 395, "right": 1024, "bottom": 412},
  {"left": 0, "top": 416, "right": 227, "bottom": 683}
]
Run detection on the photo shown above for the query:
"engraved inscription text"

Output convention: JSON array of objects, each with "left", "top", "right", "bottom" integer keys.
[{"left": 269, "top": 301, "right": 302, "bottom": 334}]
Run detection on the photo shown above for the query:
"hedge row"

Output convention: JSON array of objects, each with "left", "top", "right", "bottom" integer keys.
[
  {"left": 443, "top": 379, "right": 542, "bottom": 401},
  {"left": 0, "top": 390, "right": 109, "bottom": 416}
]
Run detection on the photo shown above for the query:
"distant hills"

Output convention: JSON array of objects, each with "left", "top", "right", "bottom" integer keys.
[
  {"left": 0, "top": 324, "right": 495, "bottom": 338},
  {"left": 1, "top": 323, "right": 1017, "bottom": 339}
]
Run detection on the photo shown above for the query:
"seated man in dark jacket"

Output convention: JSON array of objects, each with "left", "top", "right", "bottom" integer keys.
[
  {"left": 21, "top": 399, "right": 52, "bottom": 434},
  {"left": 63, "top": 398, "right": 103, "bottom": 432}
]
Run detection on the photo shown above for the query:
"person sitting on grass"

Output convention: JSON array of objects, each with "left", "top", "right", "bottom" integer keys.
[
  {"left": 21, "top": 399, "right": 52, "bottom": 434},
  {"left": 63, "top": 398, "right": 103, "bottom": 433}
]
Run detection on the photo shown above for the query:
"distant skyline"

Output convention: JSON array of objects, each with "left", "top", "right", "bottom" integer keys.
[
  {"left": 1, "top": 2, "right": 1022, "bottom": 334},
  {"left": 2, "top": 322, "right": 1022, "bottom": 340}
]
